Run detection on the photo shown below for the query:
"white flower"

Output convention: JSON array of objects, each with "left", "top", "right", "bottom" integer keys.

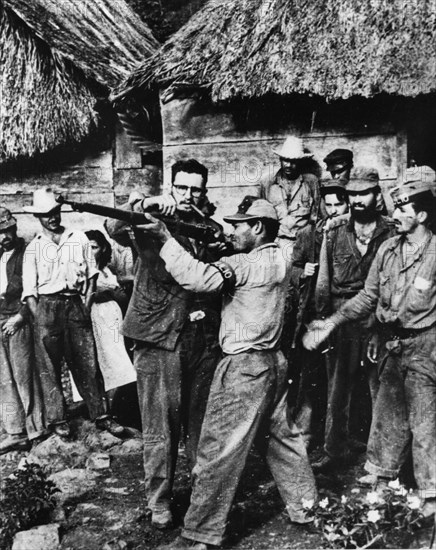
[
  {"left": 407, "top": 495, "right": 421, "bottom": 510},
  {"left": 367, "top": 510, "right": 381, "bottom": 523},
  {"left": 366, "top": 491, "right": 381, "bottom": 505},
  {"left": 302, "top": 498, "right": 315, "bottom": 510},
  {"left": 341, "top": 495, "right": 348, "bottom": 504},
  {"left": 319, "top": 497, "right": 329, "bottom": 509},
  {"left": 351, "top": 488, "right": 360, "bottom": 494}
]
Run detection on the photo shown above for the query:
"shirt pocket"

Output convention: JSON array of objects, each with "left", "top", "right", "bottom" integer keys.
[
  {"left": 332, "top": 253, "right": 353, "bottom": 284},
  {"left": 407, "top": 277, "right": 433, "bottom": 314},
  {"left": 379, "top": 273, "right": 391, "bottom": 308}
]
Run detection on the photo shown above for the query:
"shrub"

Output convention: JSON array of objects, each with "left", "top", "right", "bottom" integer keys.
[{"left": 0, "top": 462, "right": 59, "bottom": 549}]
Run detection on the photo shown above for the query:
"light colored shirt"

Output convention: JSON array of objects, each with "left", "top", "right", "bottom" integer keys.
[
  {"left": 160, "top": 238, "right": 291, "bottom": 354},
  {"left": 22, "top": 228, "right": 97, "bottom": 299},
  {"left": 261, "top": 172, "right": 318, "bottom": 240},
  {"left": 336, "top": 232, "right": 436, "bottom": 330},
  {"left": 0, "top": 249, "right": 13, "bottom": 295}
]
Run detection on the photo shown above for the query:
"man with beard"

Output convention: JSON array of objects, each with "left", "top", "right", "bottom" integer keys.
[
  {"left": 0, "top": 207, "right": 47, "bottom": 454},
  {"left": 290, "top": 180, "right": 349, "bottom": 447},
  {"left": 304, "top": 177, "right": 436, "bottom": 523},
  {"left": 312, "top": 168, "right": 396, "bottom": 473},
  {"left": 106, "top": 159, "right": 222, "bottom": 530}
]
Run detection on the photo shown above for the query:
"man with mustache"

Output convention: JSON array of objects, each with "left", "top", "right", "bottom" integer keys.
[
  {"left": 261, "top": 136, "right": 320, "bottom": 248},
  {"left": 0, "top": 207, "right": 48, "bottom": 454},
  {"left": 323, "top": 149, "right": 354, "bottom": 181},
  {"left": 22, "top": 189, "right": 124, "bottom": 440},
  {"left": 312, "top": 168, "right": 396, "bottom": 473},
  {"left": 304, "top": 176, "right": 436, "bottom": 522},
  {"left": 106, "top": 159, "right": 222, "bottom": 530}
]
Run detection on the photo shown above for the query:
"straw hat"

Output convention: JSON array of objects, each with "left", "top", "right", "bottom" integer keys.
[
  {"left": 23, "top": 188, "right": 61, "bottom": 214},
  {"left": 272, "top": 137, "right": 313, "bottom": 159}
]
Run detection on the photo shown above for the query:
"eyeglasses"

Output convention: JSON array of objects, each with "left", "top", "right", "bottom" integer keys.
[{"left": 172, "top": 184, "right": 204, "bottom": 198}]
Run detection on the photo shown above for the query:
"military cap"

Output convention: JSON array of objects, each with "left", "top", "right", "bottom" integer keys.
[
  {"left": 346, "top": 167, "right": 380, "bottom": 193},
  {"left": 0, "top": 207, "right": 17, "bottom": 231},
  {"left": 391, "top": 179, "right": 436, "bottom": 208},
  {"left": 320, "top": 178, "right": 348, "bottom": 196},
  {"left": 223, "top": 196, "right": 278, "bottom": 223},
  {"left": 323, "top": 149, "right": 354, "bottom": 169},
  {"left": 404, "top": 165, "right": 436, "bottom": 185}
]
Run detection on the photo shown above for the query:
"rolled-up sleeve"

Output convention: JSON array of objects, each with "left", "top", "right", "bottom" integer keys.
[
  {"left": 160, "top": 238, "right": 226, "bottom": 293},
  {"left": 22, "top": 240, "right": 38, "bottom": 300}
]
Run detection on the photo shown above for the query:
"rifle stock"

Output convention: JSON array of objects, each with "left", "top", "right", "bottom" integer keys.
[{"left": 56, "top": 195, "right": 227, "bottom": 245}]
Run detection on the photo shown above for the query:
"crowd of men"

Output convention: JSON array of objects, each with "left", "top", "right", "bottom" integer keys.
[{"left": 0, "top": 146, "right": 435, "bottom": 550}]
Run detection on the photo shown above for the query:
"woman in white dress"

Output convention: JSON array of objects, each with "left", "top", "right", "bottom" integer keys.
[{"left": 85, "top": 230, "right": 136, "bottom": 397}]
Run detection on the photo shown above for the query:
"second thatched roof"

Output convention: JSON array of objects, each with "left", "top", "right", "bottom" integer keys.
[
  {"left": 116, "top": 0, "right": 436, "bottom": 103},
  {"left": 1, "top": 0, "right": 158, "bottom": 162}
]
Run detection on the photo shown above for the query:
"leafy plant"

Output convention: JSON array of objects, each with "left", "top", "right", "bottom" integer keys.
[
  {"left": 303, "top": 479, "right": 424, "bottom": 548},
  {"left": 0, "top": 462, "right": 59, "bottom": 549}
]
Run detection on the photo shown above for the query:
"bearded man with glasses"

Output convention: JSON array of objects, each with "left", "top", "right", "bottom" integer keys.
[{"left": 106, "top": 159, "right": 223, "bottom": 530}]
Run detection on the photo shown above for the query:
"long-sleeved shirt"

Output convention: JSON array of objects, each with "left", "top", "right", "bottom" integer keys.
[
  {"left": 160, "top": 238, "right": 291, "bottom": 354},
  {"left": 261, "top": 171, "right": 319, "bottom": 241},
  {"left": 22, "top": 229, "right": 97, "bottom": 299},
  {"left": 336, "top": 232, "right": 436, "bottom": 330},
  {"left": 315, "top": 215, "right": 396, "bottom": 317},
  {"left": 0, "top": 238, "right": 29, "bottom": 319}
]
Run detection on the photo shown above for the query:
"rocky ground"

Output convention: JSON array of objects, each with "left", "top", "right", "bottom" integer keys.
[{"left": 0, "top": 401, "right": 434, "bottom": 549}]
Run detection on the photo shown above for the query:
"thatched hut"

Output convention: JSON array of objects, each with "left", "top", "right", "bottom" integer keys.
[
  {"left": 1, "top": 0, "right": 159, "bottom": 236},
  {"left": 114, "top": 0, "right": 436, "bottom": 219}
]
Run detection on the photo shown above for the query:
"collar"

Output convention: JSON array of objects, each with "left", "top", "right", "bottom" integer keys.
[{"left": 37, "top": 227, "right": 71, "bottom": 244}]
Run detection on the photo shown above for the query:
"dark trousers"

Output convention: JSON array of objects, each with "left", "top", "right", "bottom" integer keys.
[
  {"left": 34, "top": 295, "right": 106, "bottom": 425},
  {"left": 0, "top": 318, "right": 46, "bottom": 439},
  {"left": 324, "top": 320, "right": 379, "bottom": 458},
  {"left": 135, "top": 321, "right": 220, "bottom": 513}
]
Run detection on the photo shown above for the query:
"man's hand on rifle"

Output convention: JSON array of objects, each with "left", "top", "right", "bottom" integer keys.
[
  {"left": 136, "top": 214, "right": 172, "bottom": 243},
  {"left": 302, "top": 262, "right": 318, "bottom": 278}
]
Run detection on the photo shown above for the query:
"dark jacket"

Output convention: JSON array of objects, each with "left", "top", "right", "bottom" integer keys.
[
  {"left": 0, "top": 238, "right": 28, "bottom": 319},
  {"left": 106, "top": 201, "right": 222, "bottom": 350},
  {"left": 315, "top": 215, "right": 396, "bottom": 318}
]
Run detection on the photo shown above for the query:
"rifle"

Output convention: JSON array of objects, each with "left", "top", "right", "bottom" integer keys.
[{"left": 56, "top": 195, "right": 228, "bottom": 245}]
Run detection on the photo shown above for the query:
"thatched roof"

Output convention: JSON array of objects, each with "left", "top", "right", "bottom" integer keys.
[
  {"left": 1, "top": 0, "right": 158, "bottom": 162},
  {"left": 115, "top": 0, "right": 436, "bottom": 103}
]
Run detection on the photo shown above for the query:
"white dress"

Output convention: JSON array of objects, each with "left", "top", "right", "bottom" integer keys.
[{"left": 70, "top": 267, "right": 136, "bottom": 402}]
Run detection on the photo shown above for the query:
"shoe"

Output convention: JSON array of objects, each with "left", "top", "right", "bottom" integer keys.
[
  {"left": 348, "top": 438, "right": 367, "bottom": 453},
  {"left": 0, "top": 434, "right": 31, "bottom": 455},
  {"left": 52, "top": 422, "right": 71, "bottom": 438},
  {"left": 95, "top": 416, "right": 125, "bottom": 437},
  {"left": 312, "top": 453, "right": 351, "bottom": 474},
  {"left": 151, "top": 509, "right": 173, "bottom": 530},
  {"left": 357, "top": 473, "right": 378, "bottom": 487},
  {"left": 157, "top": 535, "right": 210, "bottom": 549}
]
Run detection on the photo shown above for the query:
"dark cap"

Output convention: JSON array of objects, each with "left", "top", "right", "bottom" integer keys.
[
  {"left": 391, "top": 180, "right": 436, "bottom": 207},
  {"left": 0, "top": 207, "right": 17, "bottom": 231},
  {"left": 320, "top": 178, "right": 348, "bottom": 197},
  {"left": 323, "top": 149, "right": 354, "bottom": 168},
  {"left": 346, "top": 167, "right": 380, "bottom": 193},
  {"left": 223, "top": 196, "right": 278, "bottom": 223}
]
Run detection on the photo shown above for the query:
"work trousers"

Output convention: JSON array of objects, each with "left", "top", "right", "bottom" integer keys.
[
  {"left": 365, "top": 331, "right": 436, "bottom": 499},
  {"left": 324, "top": 320, "right": 379, "bottom": 458},
  {"left": 135, "top": 321, "right": 220, "bottom": 513},
  {"left": 0, "top": 318, "right": 46, "bottom": 439},
  {"left": 34, "top": 295, "right": 106, "bottom": 425},
  {"left": 182, "top": 350, "right": 317, "bottom": 547}
]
